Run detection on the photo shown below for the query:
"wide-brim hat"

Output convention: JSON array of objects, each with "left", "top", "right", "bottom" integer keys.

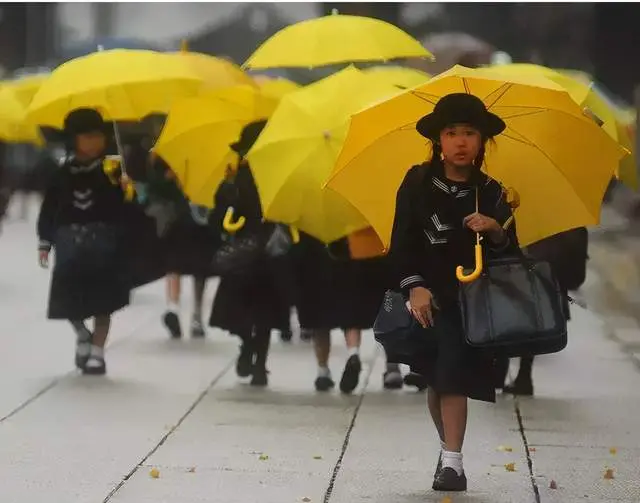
[
  {"left": 416, "top": 93, "right": 506, "bottom": 140},
  {"left": 230, "top": 119, "right": 268, "bottom": 158},
  {"left": 63, "top": 108, "right": 110, "bottom": 137}
]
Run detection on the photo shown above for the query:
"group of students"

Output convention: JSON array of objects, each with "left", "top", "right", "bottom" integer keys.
[{"left": 32, "top": 93, "right": 589, "bottom": 493}]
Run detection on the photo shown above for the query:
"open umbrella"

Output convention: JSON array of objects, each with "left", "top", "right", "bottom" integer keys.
[
  {"left": 326, "top": 65, "right": 627, "bottom": 249},
  {"left": 244, "top": 12, "right": 433, "bottom": 70},
  {"left": 246, "top": 65, "right": 403, "bottom": 243}
]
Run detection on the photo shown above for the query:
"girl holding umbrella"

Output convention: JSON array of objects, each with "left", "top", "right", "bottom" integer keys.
[
  {"left": 390, "top": 93, "right": 519, "bottom": 491},
  {"left": 37, "top": 108, "right": 134, "bottom": 375}
]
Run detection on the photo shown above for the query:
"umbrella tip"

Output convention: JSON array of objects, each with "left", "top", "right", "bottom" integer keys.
[
  {"left": 97, "top": 44, "right": 105, "bottom": 52},
  {"left": 331, "top": 8, "right": 339, "bottom": 15},
  {"left": 180, "top": 39, "right": 189, "bottom": 52}
]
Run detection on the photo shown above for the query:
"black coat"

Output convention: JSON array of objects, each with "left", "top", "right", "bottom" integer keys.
[
  {"left": 389, "top": 162, "right": 519, "bottom": 403},
  {"left": 208, "top": 164, "right": 290, "bottom": 334},
  {"left": 37, "top": 158, "right": 132, "bottom": 320}
]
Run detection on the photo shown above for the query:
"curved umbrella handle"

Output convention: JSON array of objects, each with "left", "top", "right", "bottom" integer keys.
[
  {"left": 223, "top": 207, "right": 246, "bottom": 233},
  {"left": 289, "top": 226, "right": 300, "bottom": 244},
  {"left": 456, "top": 242, "right": 484, "bottom": 283}
]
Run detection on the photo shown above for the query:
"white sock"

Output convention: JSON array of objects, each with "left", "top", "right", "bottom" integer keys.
[
  {"left": 89, "top": 345, "right": 104, "bottom": 359},
  {"left": 317, "top": 366, "right": 331, "bottom": 378},
  {"left": 347, "top": 346, "right": 359, "bottom": 357},
  {"left": 442, "top": 450, "right": 463, "bottom": 476},
  {"left": 76, "top": 341, "right": 91, "bottom": 357},
  {"left": 167, "top": 301, "right": 179, "bottom": 313}
]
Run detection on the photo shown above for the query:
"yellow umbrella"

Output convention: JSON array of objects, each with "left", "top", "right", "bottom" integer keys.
[
  {"left": 362, "top": 65, "right": 431, "bottom": 89},
  {"left": 245, "top": 65, "right": 404, "bottom": 243},
  {"left": 244, "top": 12, "right": 433, "bottom": 70},
  {"left": 27, "top": 49, "right": 205, "bottom": 129},
  {"left": 327, "top": 65, "right": 627, "bottom": 249},
  {"left": 169, "top": 51, "right": 256, "bottom": 89},
  {"left": 0, "top": 83, "right": 43, "bottom": 145},
  {"left": 491, "top": 63, "right": 619, "bottom": 141},
  {"left": 154, "top": 85, "right": 279, "bottom": 208},
  {"left": 254, "top": 76, "right": 301, "bottom": 100}
]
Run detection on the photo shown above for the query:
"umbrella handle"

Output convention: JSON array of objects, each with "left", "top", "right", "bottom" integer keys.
[
  {"left": 223, "top": 207, "right": 246, "bottom": 233},
  {"left": 456, "top": 242, "right": 483, "bottom": 283},
  {"left": 289, "top": 226, "right": 300, "bottom": 244}
]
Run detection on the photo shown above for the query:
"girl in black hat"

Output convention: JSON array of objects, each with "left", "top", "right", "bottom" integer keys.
[
  {"left": 390, "top": 93, "right": 519, "bottom": 491},
  {"left": 36, "top": 108, "right": 133, "bottom": 375},
  {"left": 208, "top": 120, "right": 291, "bottom": 387}
]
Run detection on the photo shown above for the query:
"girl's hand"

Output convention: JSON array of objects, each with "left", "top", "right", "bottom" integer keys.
[{"left": 463, "top": 212, "right": 504, "bottom": 242}]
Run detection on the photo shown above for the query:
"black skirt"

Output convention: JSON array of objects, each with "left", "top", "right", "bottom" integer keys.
[
  {"left": 409, "top": 304, "right": 497, "bottom": 403},
  {"left": 162, "top": 218, "right": 217, "bottom": 278},
  {"left": 209, "top": 258, "right": 291, "bottom": 335},
  {"left": 48, "top": 236, "right": 130, "bottom": 320}
]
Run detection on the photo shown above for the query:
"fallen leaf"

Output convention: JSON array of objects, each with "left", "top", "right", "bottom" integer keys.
[
  {"left": 313, "top": 455, "right": 323, "bottom": 460},
  {"left": 604, "top": 468, "right": 615, "bottom": 480},
  {"left": 609, "top": 447, "right": 617, "bottom": 455},
  {"left": 440, "top": 498, "right": 453, "bottom": 503},
  {"left": 549, "top": 480, "right": 558, "bottom": 490},
  {"left": 149, "top": 467, "right": 160, "bottom": 479},
  {"left": 529, "top": 447, "right": 536, "bottom": 453},
  {"left": 505, "top": 462, "right": 516, "bottom": 472},
  {"left": 259, "top": 454, "right": 269, "bottom": 461},
  {"left": 497, "top": 445, "right": 513, "bottom": 452},
  {"left": 187, "top": 467, "right": 196, "bottom": 473},
  {"left": 302, "top": 498, "right": 311, "bottom": 502}
]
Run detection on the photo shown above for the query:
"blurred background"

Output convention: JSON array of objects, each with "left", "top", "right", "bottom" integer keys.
[{"left": 0, "top": 2, "right": 639, "bottom": 101}]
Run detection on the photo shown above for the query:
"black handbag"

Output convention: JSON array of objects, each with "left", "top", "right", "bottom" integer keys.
[
  {"left": 373, "top": 290, "right": 434, "bottom": 365},
  {"left": 458, "top": 254, "right": 568, "bottom": 358},
  {"left": 54, "top": 222, "right": 120, "bottom": 274},
  {"left": 211, "top": 228, "right": 265, "bottom": 277}
]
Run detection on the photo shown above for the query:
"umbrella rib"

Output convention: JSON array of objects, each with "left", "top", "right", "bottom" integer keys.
[{"left": 501, "top": 124, "right": 599, "bottom": 219}]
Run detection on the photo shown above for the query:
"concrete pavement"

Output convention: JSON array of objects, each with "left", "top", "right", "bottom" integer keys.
[{"left": 2, "top": 208, "right": 640, "bottom": 503}]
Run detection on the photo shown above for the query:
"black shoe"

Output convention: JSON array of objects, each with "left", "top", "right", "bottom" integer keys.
[
  {"left": 163, "top": 311, "right": 182, "bottom": 339},
  {"left": 236, "top": 346, "right": 253, "bottom": 378},
  {"left": 82, "top": 355, "right": 106, "bottom": 376},
  {"left": 250, "top": 368, "right": 269, "bottom": 387},
  {"left": 190, "top": 318, "right": 205, "bottom": 338},
  {"left": 314, "top": 375, "right": 335, "bottom": 392},
  {"left": 503, "top": 379, "right": 534, "bottom": 396},
  {"left": 340, "top": 355, "right": 362, "bottom": 394},
  {"left": 280, "top": 329, "right": 293, "bottom": 343},
  {"left": 383, "top": 370, "right": 404, "bottom": 390},
  {"left": 432, "top": 467, "right": 467, "bottom": 492},
  {"left": 404, "top": 372, "right": 428, "bottom": 391}
]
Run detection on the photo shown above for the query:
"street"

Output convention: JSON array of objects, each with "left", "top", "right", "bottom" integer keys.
[{"left": 1, "top": 202, "right": 640, "bottom": 503}]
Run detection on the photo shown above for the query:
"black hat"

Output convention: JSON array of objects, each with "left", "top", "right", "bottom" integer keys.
[
  {"left": 63, "top": 108, "right": 110, "bottom": 137},
  {"left": 416, "top": 93, "right": 506, "bottom": 141},
  {"left": 230, "top": 120, "right": 268, "bottom": 158}
]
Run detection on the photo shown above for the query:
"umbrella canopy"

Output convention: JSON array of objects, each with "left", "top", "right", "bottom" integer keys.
[{"left": 326, "top": 65, "right": 627, "bottom": 248}]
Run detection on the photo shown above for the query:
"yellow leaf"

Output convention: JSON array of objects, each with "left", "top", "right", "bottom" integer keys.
[
  {"left": 604, "top": 468, "right": 615, "bottom": 480},
  {"left": 505, "top": 462, "right": 516, "bottom": 472},
  {"left": 497, "top": 445, "right": 513, "bottom": 452},
  {"left": 313, "top": 455, "right": 323, "bottom": 460},
  {"left": 440, "top": 497, "right": 453, "bottom": 503},
  {"left": 259, "top": 454, "right": 269, "bottom": 461},
  {"left": 149, "top": 467, "right": 160, "bottom": 479},
  {"left": 609, "top": 447, "right": 617, "bottom": 455}
]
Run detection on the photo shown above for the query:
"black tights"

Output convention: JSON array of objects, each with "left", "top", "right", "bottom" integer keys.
[{"left": 239, "top": 325, "right": 271, "bottom": 370}]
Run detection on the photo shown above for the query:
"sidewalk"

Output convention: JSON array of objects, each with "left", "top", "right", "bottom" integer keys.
[{"left": 1, "top": 215, "right": 640, "bottom": 503}]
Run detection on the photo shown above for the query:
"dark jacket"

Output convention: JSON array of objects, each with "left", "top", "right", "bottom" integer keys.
[{"left": 390, "top": 162, "right": 519, "bottom": 306}]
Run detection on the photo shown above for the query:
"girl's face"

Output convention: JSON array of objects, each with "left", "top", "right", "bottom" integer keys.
[
  {"left": 439, "top": 124, "right": 482, "bottom": 167},
  {"left": 75, "top": 131, "right": 107, "bottom": 160}
]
